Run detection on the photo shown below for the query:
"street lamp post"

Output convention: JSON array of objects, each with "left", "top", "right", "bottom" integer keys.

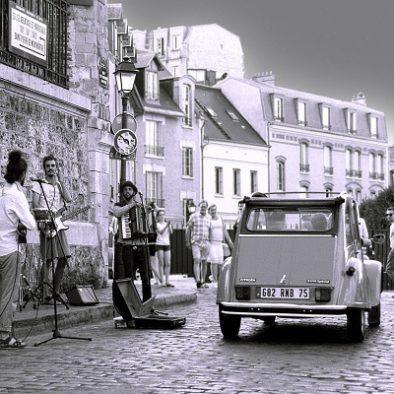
[{"left": 114, "top": 56, "right": 138, "bottom": 187}]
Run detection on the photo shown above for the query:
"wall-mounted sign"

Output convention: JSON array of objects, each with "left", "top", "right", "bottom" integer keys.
[
  {"left": 98, "top": 60, "right": 108, "bottom": 88},
  {"left": 8, "top": 3, "right": 48, "bottom": 66},
  {"left": 114, "top": 129, "right": 138, "bottom": 156}
]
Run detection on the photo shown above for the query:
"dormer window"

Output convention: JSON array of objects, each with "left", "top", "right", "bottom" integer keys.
[
  {"left": 321, "top": 105, "right": 331, "bottom": 130},
  {"left": 145, "top": 70, "right": 159, "bottom": 100},
  {"left": 273, "top": 96, "right": 284, "bottom": 122},
  {"left": 182, "top": 84, "right": 192, "bottom": 127},
  {"left": 369, "top": 114, "right": 378, "bottom": 138},
  {"left": 346, "top": 110, "right": 357, "bottom": 133},
  {"left": 172, "top": 34, "right": 180, "bottom": 50},
  {"left": 297, "top": 101, "right": 307, "bottom": 125},
  {"left": 155, "top": 37, "right": 165, "bottom": 56}
]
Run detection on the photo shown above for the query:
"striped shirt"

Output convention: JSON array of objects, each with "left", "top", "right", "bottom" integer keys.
[{"left": 188, "top": 213, "right": 211, "bottom": 244}]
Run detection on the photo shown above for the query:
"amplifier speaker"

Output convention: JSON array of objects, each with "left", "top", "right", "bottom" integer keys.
[
  {"left": 113, "top": 279, "right": 154, "bottom": 320},
  {"left": 66, "top": 285, "right": 99, "bottom": 306}
]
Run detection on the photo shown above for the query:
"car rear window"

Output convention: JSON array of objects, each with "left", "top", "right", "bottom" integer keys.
[{"left": 245, "top": 208, "right": 334, "bottom": 232}]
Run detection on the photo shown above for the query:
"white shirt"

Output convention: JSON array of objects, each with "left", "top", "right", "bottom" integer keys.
[
  {"left": 390, "top": 222, "right": 394, "bottom": 250},
  {"left": 156, "top": 221, "right": 171, "bottom": 246},
  {"left": 31, "top": 180, "right": 63, "bottom": 211},
  {"left": 0, "top": 182, "right": 37, "bottom": 256}
]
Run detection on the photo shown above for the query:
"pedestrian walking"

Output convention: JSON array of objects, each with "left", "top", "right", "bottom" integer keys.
[
  {"left": 207, "top": 204, "right": 233, "bottom": 287},
  {"left": 185, "top": 200, "right": 211, "bottom": 288},
  {"left": 385, "top": 207, "right": 394, "bottom": 292},
  {"left": 0, "top": 150, "right": 36, "bottom": 349},
  {"left": 155, "top": 209, "right": 174, "bottom": 287}
]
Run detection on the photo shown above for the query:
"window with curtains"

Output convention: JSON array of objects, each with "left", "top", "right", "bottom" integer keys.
[
  {"left": 233, "top": 169, "right": 241, "bottom": 196},
  {"left": 215, "top": 167, "right": 223, "bottom": 195},
  {"left": 250, "top": 170, "right": 258, "bottom": 194},
  {"left": 300, "top": 142, "right": 309, "bottom": 172},
  {"left": 369, "top": 115, "right": 378, "bottom": 138},
  {"left": 145, "top": 120, "right": 164, "bottom": 157},
  {"left": 323, "top": 145, "right": 333, "bottom": 175},
  {"left": 145, "top": 70, "right": 159, "bottom": 100},
  {"left": 145, "top": 171, "right": 163, "bottom": 206},
  {"left": 273, "top": 96, "right": 284, "bottom": 121},
  {"left": 297, "top": 101, "right": 307, "bottom": 125},
  {"left": 277, "top": 160, "right": 285, "bottom": 191},
  {"left": 182, "top": 147, "right": 193, "bottom": 177},
  {"left": 322, "top": 106, "right": 331, "bottom": 130},
  {"left": 182, "top": 84, "right": 192, "bottom": 127}
]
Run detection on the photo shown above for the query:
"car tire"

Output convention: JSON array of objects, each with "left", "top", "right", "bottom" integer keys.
[
  {"left": 263, "top": 316, "right": 276, "bottom": 325},
  {"left": 219, "top": 308, "right": 241, "bottom": 339},
  {"left": 347, "top": 308, "right": 365, "bottom": 342},
  {"left": 368, "top": 304, "right": 381, "bottom": 327}
]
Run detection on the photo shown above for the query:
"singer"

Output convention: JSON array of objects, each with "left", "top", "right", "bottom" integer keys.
[
  {"left": 31, "top": 154, "right": 72, "bottom": 304},
  {"left": 112, "top": 181, "right": 152, "bottom": 301}
]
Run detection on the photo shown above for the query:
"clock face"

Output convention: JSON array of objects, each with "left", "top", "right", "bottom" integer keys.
[{"left": 114, "top": 129, "right": 138, "bottom": 155}]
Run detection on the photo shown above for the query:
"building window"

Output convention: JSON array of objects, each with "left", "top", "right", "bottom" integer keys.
[
  {"left": 346, "top": 149, "right": 353, "bottom": 177},
  {"left": 250, "top": 170, "right": 258, "bottom": 194},
  {"left": 233, "top": 169, "right": 241, "bottom": 196},
  {"left": 172, "top": 34, "right": 180, "bottom": 50},
  {"left": 187, "top": 69, "right": 206, "bottom": 83},
  {"left": 155, "top": 37, "right": 165, "bottom": 56},
  {"left": 182, "top": 84, "right": 192, "bottom": 127},
  {"left": 369, "top": 152, "right": 376, "bottom": 179},
  {"left": 322, "top": 106, "right": 331, "bottom": 130},
  {"left": 323, "top": 145, "right": 333, "bottom": 175},
  {"left": 356, "top": 190, "right": 362, "bottom": 203},
  {"left": 300, "top": 142, "right": 309, "bottom": 172},
  {"left": 377, "top": 153, "right": 384, "bottom": 180},
  {"left": 145, "top": 171, "right": 163, "bottom": 206},
  {"left": 145, "top": 121, "right": 164, "bottom": 157},
  {"left": 277, "top": 161, "right": 285, "bottom": 192},
  {"left": 273, "top": 97, "right": 284, "bottom": 121},
  {"left": 215, "top": 167, "right": 223, "bottom": 195},
  {"left": 353, "top": 150, "right": 361, "bottom": 178},
  {"left": 347, "top": 111, "right": 357, "bottom": 133},
  {"left": 299, "top": 185, "right": 309, "bottom": 198},
  {"left": 145, "top": 70, "right": 159, "bottom": 100},
  {"left": 369, "top": 115, "right": 378, "bottom": 138},
  {"left": 297, "top": 101, "right": 306, "bottom": 125},
  {"left": 182, "top": 147, "right": 193, "bottom": 177}
]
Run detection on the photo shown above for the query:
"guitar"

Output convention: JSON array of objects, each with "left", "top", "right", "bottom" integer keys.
[{"left": 42, "top": 204, "right": 93, "bottom": 238}]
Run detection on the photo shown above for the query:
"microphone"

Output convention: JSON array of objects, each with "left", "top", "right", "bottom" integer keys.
[
  {"left": 138, "top": 191, "right": 143, "bottom": 196},
  {"left": 30, "top": 177, "right": 47, "bottom": 183}
]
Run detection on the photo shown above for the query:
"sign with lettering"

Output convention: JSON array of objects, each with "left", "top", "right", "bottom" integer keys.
[{"left": 8, "top": 3, "right": 48, "bottom": 66}]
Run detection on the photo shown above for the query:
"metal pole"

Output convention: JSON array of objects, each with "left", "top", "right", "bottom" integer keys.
[{"left": 120, "top": 95, "right": 128, "bottom": 186}]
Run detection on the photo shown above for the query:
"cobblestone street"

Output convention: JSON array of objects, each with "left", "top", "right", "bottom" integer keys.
[{"left": 1, "top": 288, "right": 394, "bottom": 393}]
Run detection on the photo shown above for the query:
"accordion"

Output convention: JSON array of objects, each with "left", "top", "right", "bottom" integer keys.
[{"left": 121, "top": 205, "right": 149, "bottom": 240}]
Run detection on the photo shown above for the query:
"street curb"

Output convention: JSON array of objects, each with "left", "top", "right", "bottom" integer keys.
[{"left": 14, "top": 290, "right": 197, "bottom": 338}]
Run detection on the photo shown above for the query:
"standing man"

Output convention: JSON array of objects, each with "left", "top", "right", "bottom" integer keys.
[
  {"left": 31, "top": 154, "right": 72, "bottom": 304},
  {"left": 0, "top": 150, "right": 36, "bottom": 348},
  {"left": 112, "top": 181, "right": 152, "bottom": 302},
  {"left": 185, "top": 200, "right": 211, "bottom": 288},
  {"left": 385, "top": 207, "right": 394, "bottom": 289}
]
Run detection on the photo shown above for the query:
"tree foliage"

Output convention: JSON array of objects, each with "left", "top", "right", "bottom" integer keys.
[{"left": 359, "top": 186, "right": 394, "bottom": 231}]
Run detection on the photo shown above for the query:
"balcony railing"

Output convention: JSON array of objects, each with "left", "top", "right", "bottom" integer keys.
[
  {"left": 144, "top": 145, "right": 165, "bottom": 157},
  {"left": 299, "top": 163, "right": 310, "bottom": 173}
]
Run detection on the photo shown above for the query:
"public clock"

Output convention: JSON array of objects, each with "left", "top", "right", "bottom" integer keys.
[{"left": 114, "top": 128, "right": 138, "bottom": 156}]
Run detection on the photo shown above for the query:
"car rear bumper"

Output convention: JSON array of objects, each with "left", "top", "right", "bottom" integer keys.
[{"left": 219, "top": 301, "right": 352, "bottom": 318}]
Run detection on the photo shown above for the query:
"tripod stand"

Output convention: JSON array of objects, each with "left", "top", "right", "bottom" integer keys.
[{"left": 34, "top": 181, "right": 91, "bottom": 346}]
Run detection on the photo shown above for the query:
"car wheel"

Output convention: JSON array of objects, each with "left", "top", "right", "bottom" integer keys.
[
  {"left": 368, "top": 304, "right": 381, "bottom": 327},
  {"left": 347, "top": 308, "right": 365, "bottom": 342},
  {"left": 219, "top": 308, "right": 241, "bottom": 339},
  {"left": 263, "top": 316, "right": 276, "bottom": 325}
]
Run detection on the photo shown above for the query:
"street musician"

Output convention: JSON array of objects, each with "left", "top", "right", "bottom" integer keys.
[
  {"left": 31, "top": 154, "right": 72, "bottom": 304},
  {"left": 112, "top": 181, "right": 152, "bottom": 302}
]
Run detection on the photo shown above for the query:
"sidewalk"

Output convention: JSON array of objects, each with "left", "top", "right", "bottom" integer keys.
[{"left": 13, "top": 275, "right": 197, "bottom": 338}]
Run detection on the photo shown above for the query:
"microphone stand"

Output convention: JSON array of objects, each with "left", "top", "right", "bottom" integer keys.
[{"left": 34, "top": 180, "right": 91, "bottom": 346}]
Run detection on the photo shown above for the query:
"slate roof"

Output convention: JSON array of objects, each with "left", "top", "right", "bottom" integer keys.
[
  {"left": 240, "top": 77, "right": 387, "bottom": 142},
  {"left": 195, "top": 85, "right": 267, "bottom": 146}
]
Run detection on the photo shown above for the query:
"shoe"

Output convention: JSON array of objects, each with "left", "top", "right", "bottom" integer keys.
[
  {"left": 0, "top": 336, "right": 26, "bottom": 349},
  {"left": 209, "top": 275, "right": 213, "bottom": 282},
  {"left": 196, "top": 281, "right": 202, "bottom": 288},
  {"left": 165, "top": 283, "right": 175, "bottom": 287},
  {"left": 201, "top": 283, "right": 209, "bottom": 288}
]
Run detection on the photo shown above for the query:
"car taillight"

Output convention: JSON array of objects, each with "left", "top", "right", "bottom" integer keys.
[
  {"left": 235, "top": 286, "right": 251, "bottom": 300},
  {"left": 315, "top": 287, "right": 331, "bottom": 302}
]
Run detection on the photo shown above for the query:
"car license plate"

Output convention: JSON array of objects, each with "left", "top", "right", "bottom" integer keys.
[{"left": 260, "top": 287, "right": 309, "bottom": 299}]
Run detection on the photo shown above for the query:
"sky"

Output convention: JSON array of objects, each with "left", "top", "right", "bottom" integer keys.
[{"left": 109, "top": 0, "right": 394, "bottom": 143}]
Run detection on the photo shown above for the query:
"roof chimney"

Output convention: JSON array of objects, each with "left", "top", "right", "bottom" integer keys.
[
  {"left": 252, "top": 71, "right": 275, "bottom": 86},
  {"left": 352, "top": 92, "right": 366, "bottom": 106}
]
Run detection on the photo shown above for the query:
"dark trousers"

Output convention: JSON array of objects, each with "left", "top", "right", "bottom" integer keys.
[{"left": 114, "top": 242, "right": 152, "bottom": 301}]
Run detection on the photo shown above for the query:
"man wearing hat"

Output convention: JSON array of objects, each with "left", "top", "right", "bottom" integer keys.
[{"left": 112, "top": 181, "right": 152, "bottom": 301}]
